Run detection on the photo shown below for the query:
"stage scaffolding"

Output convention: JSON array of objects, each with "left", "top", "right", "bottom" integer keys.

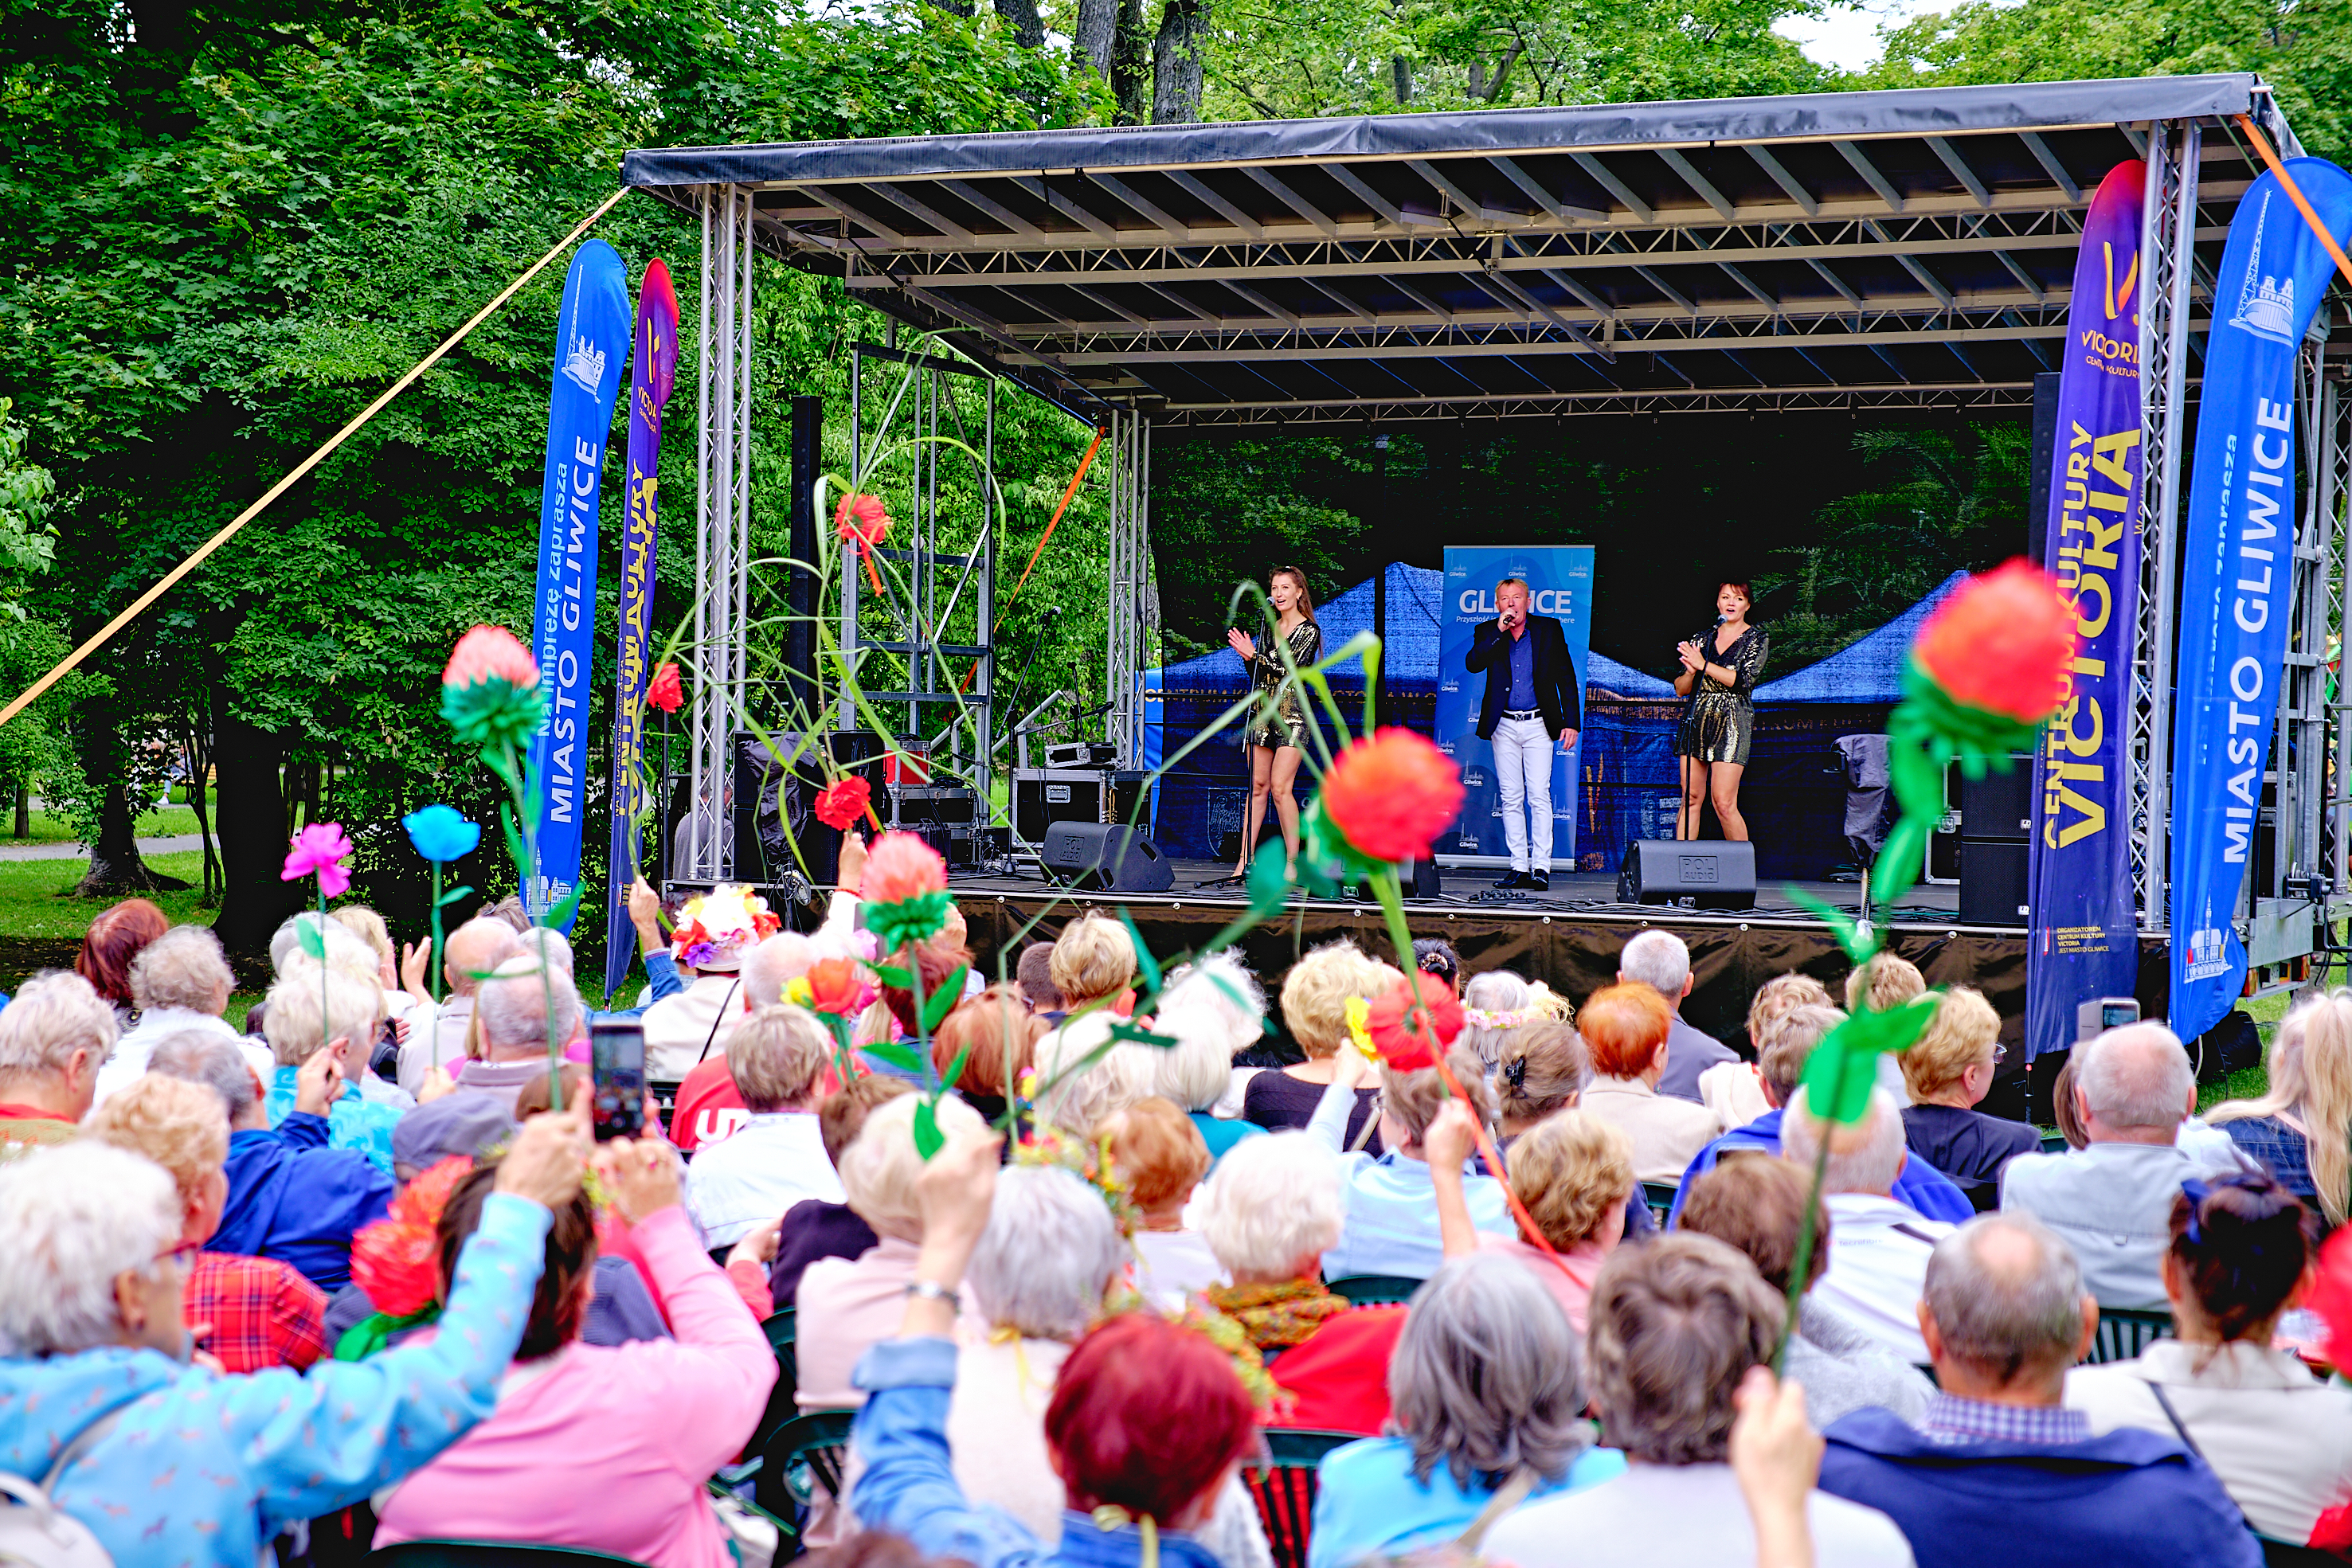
[{"left": 628, "top": 71, "right": 2352, "bottom": 972}]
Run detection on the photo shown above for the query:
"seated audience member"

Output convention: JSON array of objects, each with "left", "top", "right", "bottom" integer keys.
[
  {"left": 1197, "top": 1130, "right": 1403, "bottom": 1435},
  {"left": 0, "top": 1117, "right": 585, "bottom": 1566},
  {"left": 373, "top": 1137, "right": 774, "bottom": 1566},
  {"left": 76, "top": 896, "right": 169, "bottom": 1030},
  {"left": 333, "top": 904, "right": 429, "bottom": 1038},
  {"left": 1576, "top": 982, "right": 1721, "bottom": 1184},
  {"left": 1310, "top": 1041, "right": 1513, "bottom": 1279},
  {"left": 1492, "top": 1019, "right": 1588, "bottom": 1144},
  {"left": 1048, "top": 910, "right": 1138, "bottom": 1015},
  {"left": 85, "top": 1071, "right": 330, "bottom": 1372},
  {"left": 590, "top": 877, "right": 693, "bottom": 1026},
  {"left": 1246, "top": 940, "right": 1394, "bottom": 1151},
  {"left": 1681, "top": 1159, "right": 1931, "bottom": 1427},
  {"left": 1618, "top": 929, "right": 1734, "bottom": 1102},
  {"left": 1102, "top": 1096, "right": 1222, "bottom": 1305},
  {"left": 1817, "top": 1213, "right": 2259, "bottom": 1568},
  {"left": 876, "top": 924, "right": 980, "bottom": 1054},
  {"left": 671, "top": 927, "right": 815, "bottom": 1152},
  {"left": 261, "top": 964, "right": 401, "bottom": 1169},
  {"left": 2205, "top": 988, "right": 2352, "bottom": 1227},
  {"left": 448, "top": 952, "right": 589, "bottom": 1116},
  {"left": 644, "top": 883, "right": 776, "bottom": 1081},
  {"left": 0, "top": 970, "right": 113, "bottom": 1162},
  {"left": 1459, "top": 968, "right": 1535, "bottom": 1072},
  {"left": 1429, "top": 1100, "right": 1630, "bottom": 1332},
  {"left": 1669, "top": 1003, "right": 1971, "bottom": 1226},
  {"left": 850, "top": 1132, "right": 1264, "bottom": 1568},
  {"left": 1150, "top": 954, "right": 1269, "bottom": 1163},
  {"left": 1780, "top": 1086, "right": 1954, "bottom": 1363},
  {"left": 405, "top": 916, "right": 520, "bottom": 1094},
  {"left": 1900, "top": 987, "right": 2037, "bottom": 1208},
  {"left": 1704, "top": 973, "right": 1836, "bottom": 1130},
  {"left": 769, "top": 1074, "right": 917, "bottom": 1309},
  {"left": 931, "top": 981, "right": 1045, "bottom": 1126},
  {"left": 685, "top": 1003, "right": 844, "bottom": 1250},
  {"left": 2068, "top": 1171, "right": 2352, "bottom": 1550},
  {"left": 1846, "top": 952, "right": 1925, "bottom": 1106},
  {"left": 1016, "top": 940, "right": 1064, "bottom": 1015},
  {"left": 97, "top": 925, "right": 249, "bottom": 1104},
  {"left": 1031, "top": 1011, "right": 1157, "bottom": 1137},
  {"left": 2001, "top": 1021, "right": 2249, "bottom": 1308},
  {"left": 151, "top": 1030, "right": 394, "bottom": 1291},
  {"left": 2048, "top": 1056, "right": 2088, "bottom": 1148},
  {"left": 509, "top": 1066, "right": 692, "bottom": 1335},
  {"left": 796, "top": 1092, "right": 988, "bottom": 1411},
  {"left": 1485, "top": 1234, "right": 1915, "bottom": 1567},
  {"left": 1312, "top": 1253, "right": 1626, "bottom": 1568}
]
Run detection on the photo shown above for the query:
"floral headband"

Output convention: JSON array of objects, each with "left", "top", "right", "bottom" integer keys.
[{"left": 1462, "top": 1007, "right": 1535, "bottom": 1030}]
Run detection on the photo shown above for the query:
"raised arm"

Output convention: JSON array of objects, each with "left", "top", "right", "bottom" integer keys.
[
  {"left": 1465, "top": 620, "right": 1506, "bottom": 673},
  {"left": 1423, "top": 1100, "right": 1487, "bottom": 1259},
  {"left": 1304, "top": 1040, "right": 1372, "bottom": 1156}
]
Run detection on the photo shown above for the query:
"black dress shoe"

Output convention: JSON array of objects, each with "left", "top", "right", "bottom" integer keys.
[
  {"left": 1528, "top": 871, "right": 1552, "bottom": 893},
  {"left": 1493, "top": 870, "right": 1527, "bottom": 889}
]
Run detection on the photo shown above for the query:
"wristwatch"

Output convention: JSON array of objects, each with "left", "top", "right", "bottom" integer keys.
[{"left": 905, "top": 1279, "right": 955, "bottom": 1304}]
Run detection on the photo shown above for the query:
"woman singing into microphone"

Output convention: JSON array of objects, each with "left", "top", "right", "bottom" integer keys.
[
  {"left": 1673, "top": 580, "right": 1769, "bottom": 842},
  {"left": 1224, "top": 566, "right": 1321, "bottom": 880}
]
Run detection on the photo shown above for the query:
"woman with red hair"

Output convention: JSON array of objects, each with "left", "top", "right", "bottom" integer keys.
[
  {"left": 1575, "top": 983, "right": 1722, "bottom": 1184},
  {"left": 851, "top": 1130, "right": 1263, "bottom": 1568},
  {"left": 76, "top": 897, "right": 169, "bottom": 1027}
]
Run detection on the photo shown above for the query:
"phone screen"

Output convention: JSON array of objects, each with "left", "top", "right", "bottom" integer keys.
[{"left": 589, "top": 1019, "right": 648, "bottom": 1143}]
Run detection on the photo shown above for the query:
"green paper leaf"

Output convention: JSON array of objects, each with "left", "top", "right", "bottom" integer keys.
[
  {"left": 296, "top": 921, "right": 326, "bottom": 960},
  {"left": 869, "top": 962, "right": 914, "bottom": 989},
  {"left": 542, "top": 886, "right": 583, "bottom": 930},
  {"left": 435, "top": 884, "right": 475, "bottom": 909},
  {"left": 913, "top": 1097, "right": 944, "bottom": 1160},
  {"left": 1799, "top": 995, "right": 1941, "bottom": 1123},
  {"left": 1246, "top": 839, "right": 1291, "bottom": 917},
  {"left": 921, "top": 967, "right": 967, "bottom": 1032},
  {"left": 863, "top": 1039, "right": 928, "bottom": 1076},
  {"left": 1117, "top": 909, "right": 1162, "bottom": 995},
  {"left": 1780, "top": 886, "right": 1870, "bottom": 965},
  {"left": 864, "top": 890, "right": 955, "bottom": 953},
  {"left": 1109, "top": 1020, "right": 1184, "bottom": 1050}
]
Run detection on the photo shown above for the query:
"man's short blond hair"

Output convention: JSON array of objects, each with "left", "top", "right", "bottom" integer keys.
[
  {"left": 1048, "top": 913, "right": 1137, "bottom": 1007},
  {"left": 1508, "top": 1109, "right": 1636, "bottom": 1248},
  {"left": 1496, "top": 576, "right": 1530, "bottom": 596},
  {"left": 1902, "top": 986, "right": 2001, "bottom": 1101},
  {"left": 1757, "top": 1003, "right": 1845, "bottom": 1106},
  {"left": 1845, "top": 952, "right": 1925, "bottom": 1014},
  {"left": 84, "top": 1073, "right": 228, "bottom": 1203},
  {"left": 726, "top": 1004, "right": 831, "bottom": 1112},
  {"left": 1278, "top": 940, "right": 1398, "bottom": 1059}
]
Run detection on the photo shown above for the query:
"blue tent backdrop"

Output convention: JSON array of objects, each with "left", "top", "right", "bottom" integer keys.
[{"left": 1144, "top": 567, "right": 1963, "bottom": 879}]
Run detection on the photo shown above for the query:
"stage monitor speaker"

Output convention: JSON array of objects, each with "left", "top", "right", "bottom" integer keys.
[
  {"left": 1617, "top": 840, "right": 1757, "bottom": 910},
  {"left": 1040, "top": 822, "right": 1174, "bottom": 893},
  {"left": 1410, "top": 858, "right": 1442, "bottom": 900},
  {"left": 1013, "top": 768, "right": 1108, "bottom": 844},
  {"left": 733, "top": 730, "right": 885, "bottom": 895},
  {"left": 1959, "top": 839, "right": 2029, "bottom": 926},
  {"left": 1958, "top": 756, "right": 2033, "bottom": 843}
]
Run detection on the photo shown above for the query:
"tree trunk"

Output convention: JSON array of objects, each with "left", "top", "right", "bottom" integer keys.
[
  {"left": 1076, "top": 0, "right": 1118, "bottom": 80},
  {"left": 924, "top": 0, "right": 976, "bottom": 13},
  {"left": 1151, "top": 0, "right": 1209, "bottom": 125},
  {"left": 182, "top": 718, "right": 220, "bottom": 902},
  {"left": 11, "top": 784, "right": 25, "bottom": 840},
  {"left": 209, "top": 688, "right": 301, "bottom": 968},
  {"left": 1392, "top": 55, "right": 1413, "bottom": 104},
  {"left": 994, "top": 0, "right": 1045, "bottom": 48},
  {"left": 1112, "top": 0, "right": 1150, "bottom": 124},
  {"left": 70, "top": 701, "right": 186, "bottom": 896}
]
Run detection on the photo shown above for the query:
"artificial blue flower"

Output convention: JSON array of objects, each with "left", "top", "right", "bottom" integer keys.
[{"left": 402, "top": 804, "right": 481, "bottom": 863}]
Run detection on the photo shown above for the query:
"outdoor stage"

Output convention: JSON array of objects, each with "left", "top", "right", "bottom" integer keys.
[{"left": 949, "top": 857, "right": 2172, "bottom": 1116}]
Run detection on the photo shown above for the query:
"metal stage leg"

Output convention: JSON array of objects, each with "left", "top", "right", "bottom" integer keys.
[
  {"left": 1106, "top": 411, "right": 1154, "bottom": 771},
  {"left": 685, "top": 184, "right": 755, "bottom": 883}
]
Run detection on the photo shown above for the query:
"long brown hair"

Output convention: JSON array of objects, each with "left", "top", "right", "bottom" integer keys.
[{"left": 1271, "top": 565, "right": 1317, "bottom": 624}]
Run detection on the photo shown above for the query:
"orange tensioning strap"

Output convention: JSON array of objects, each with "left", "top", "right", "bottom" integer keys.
[
  {"left": 960, "top": 424, "right": 1106, "bottom": 693},
  {"left": 2233, "top": 115, "right": 2352, "bottom": 294}
]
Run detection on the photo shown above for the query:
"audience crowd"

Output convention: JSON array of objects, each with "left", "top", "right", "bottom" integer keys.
[{"left": 2, "top": 859, "right": 2346, "bottom": 1568}]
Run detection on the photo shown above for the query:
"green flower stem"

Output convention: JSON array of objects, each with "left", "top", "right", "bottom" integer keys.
[
  {"left": 428, "top": 862, "right": 445, "bottom": 1007},
  {"left": 486, "top": 736, "right": 562, "bottom": 1114},
  {"left": 318, "top": 886, "right": 330, "bottom": 1078},
  {"left": 1776, "top": 1039, "right": 1850, "bottom": 1374}
]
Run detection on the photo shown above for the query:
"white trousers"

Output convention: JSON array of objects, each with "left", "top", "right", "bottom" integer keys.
[{"left": 1493, "top": 715, "right": 1555, "bottom": 871}]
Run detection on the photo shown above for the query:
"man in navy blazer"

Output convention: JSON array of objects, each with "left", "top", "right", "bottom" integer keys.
[
  {"left": 1464, "top": 577, "right": 1579, "bottom": 890},
  {"left": 1816, "top": 1211, "right": 2259, "bottom": 1568}
]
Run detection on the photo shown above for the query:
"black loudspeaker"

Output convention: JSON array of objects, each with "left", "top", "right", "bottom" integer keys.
[
  {"left": 1958, "top": 757, "right": 2033, "bottom": 843},
  {"left": 1617, "top": 840, "right": 1757, "bottom": 910},
  {"left": 1040, "top": 822, "right": 1175, "bottom": 893},
  {"left": 1959, "top": 839, "right": 2029, "bottom": 925},
  {"left": 1409, "top": 858, "right": 1442, "bottom": 899},
  {"left": 732, "top": 731, "right": 885, "bottom": 893}
]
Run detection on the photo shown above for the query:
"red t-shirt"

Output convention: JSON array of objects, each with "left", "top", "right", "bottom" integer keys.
[
  {"left": 671, "top": 1058, "right": 750, "bottom": 1152},
  {"left": 1267, "top": 1305, "right": 1407, "bottom": 1435}
]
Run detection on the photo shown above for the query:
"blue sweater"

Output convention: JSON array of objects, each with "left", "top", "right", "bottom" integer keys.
[
  {"left": 213, "top": 1111, "right": 395, "bottom": 1290},
  {"left": 1667, "top": 1106, "right": 1974, "bottom": 1226},
  {"left": 1816, "top": 1407, "right": 2260, "bottom": 1568}
]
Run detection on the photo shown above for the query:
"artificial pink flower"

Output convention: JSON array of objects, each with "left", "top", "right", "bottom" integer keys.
[
  {"left": 862, "top": 831, "right": 949, "bottom": 905},
  {"left": 646, "top": 662, "right": 683, "bottom": 714},
  {"left": 1321, "top": 727, "right": 1466, "bottom": 862},
  {"left": 1913, "top": 558, "right": 2077, "bottom": 725},
  {"left": 282, "top": 822, "right": 356, "bottom": 899},
  {"left": 443, "top": 624, "right": 538, "bottom": 690}
]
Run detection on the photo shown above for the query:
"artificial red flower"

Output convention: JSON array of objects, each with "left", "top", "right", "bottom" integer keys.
[
  {"left": 1912, "top": 558, "right": 2077, "bottom": 725},
  {"left": 281, "top": 822, "right": 355, "bottom": 900},
  {"left": 1320, "top": 728, "right": 1466, "bottom": 862},
  {"left": 1363, "top": 972, "right": 1466, "bottom": 1073},
  {"left": 645, "top": 662, "right": 683, "bottom": 714},
  {"left": 803, "top": 956, "right": 871, "bottom": 1016},
  {"left": 835, "top": 493, "right": 890, "bottom": 553},
  {"left": 349, "top": 1155, "right": 474, "bottom": 1316},
  {"left": 2306, "top": 1226, "right": 2352, "bottom": 1371},
  {"left": 863, "top": 830, "right": 949, "bottom": 905},
  {"left": 814, "top": 776, "right": 872, "bottom": 831},
  {"left": 442, "top": 625, "right": 538, "bottom": 690}
]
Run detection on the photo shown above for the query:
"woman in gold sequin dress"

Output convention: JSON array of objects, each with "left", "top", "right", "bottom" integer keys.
[
  {"left": 1223, "top": 566, "right": 1322, "bottom": 879},
  {"left": 1673, "top": 581, "right": 1769, "bottom": 842}
]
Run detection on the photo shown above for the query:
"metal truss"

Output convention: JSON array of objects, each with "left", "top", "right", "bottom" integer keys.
[
  {"left": 2330, "top": 381, "right": 2352, "bottom": 896},
  {"left": 1152, "top": 381, "right": 2037, "bottom": 426},
  {"left": 2280, "top": 334, "right": 2335, "bottom": 905},
  {"left": 1103, "top": 412, "right": 1154, "bottom": 768}
]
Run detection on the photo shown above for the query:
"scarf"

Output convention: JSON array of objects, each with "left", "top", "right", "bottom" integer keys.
[{"left": 1202, "top": 1278, "right": 1348, "bottom": 1349}]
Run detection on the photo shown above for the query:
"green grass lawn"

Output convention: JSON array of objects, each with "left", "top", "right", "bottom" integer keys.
[
  {"left": 1, "top": 804, "right": 204, "bottom": 845},
  {"left": 0, "top": 850, "right": 213, "bottom": 937}
]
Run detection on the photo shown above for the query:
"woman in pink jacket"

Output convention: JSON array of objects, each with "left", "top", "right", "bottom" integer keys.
[{"left": 372, "top": 1137, "right": 777, "bottom": 1566}]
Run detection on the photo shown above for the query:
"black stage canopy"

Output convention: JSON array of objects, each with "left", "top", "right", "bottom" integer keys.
[{"left": 624, "top": 74, "right": 2295, "bottom": 424}]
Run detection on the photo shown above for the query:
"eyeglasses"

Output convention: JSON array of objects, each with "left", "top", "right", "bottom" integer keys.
[{"left": 154, "top": 1241, "right": 202, "bottom": 1272}]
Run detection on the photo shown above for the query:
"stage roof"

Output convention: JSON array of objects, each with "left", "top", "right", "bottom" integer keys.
[{"left": 623, "top": 74, "right": 2299, "bottom": 425}]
